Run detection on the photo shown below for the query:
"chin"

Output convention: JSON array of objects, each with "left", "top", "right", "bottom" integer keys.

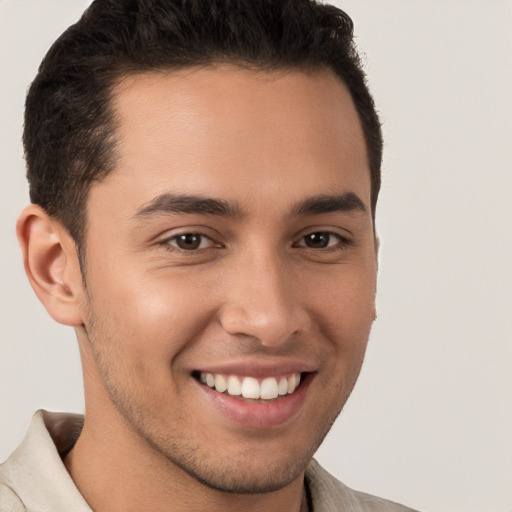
[
  {"left": 169, "top": 450, "right": 311, "bottom": 494},
  {"left": 137, "top": 413, "right": 335, "bottom": 495}
]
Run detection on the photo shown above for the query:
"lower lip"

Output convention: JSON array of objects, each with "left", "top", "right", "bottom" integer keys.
[{"left": 195, "top": 374, "right": 314, "bottom": 429}]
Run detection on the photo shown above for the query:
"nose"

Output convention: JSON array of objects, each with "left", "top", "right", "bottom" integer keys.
[{"left": 218, "top": 248, "right": 310, "bottom": 347}]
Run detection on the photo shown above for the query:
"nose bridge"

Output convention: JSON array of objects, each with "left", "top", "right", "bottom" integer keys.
[{"left": 219, "top": 244, "right": 308, "bottom": 346}]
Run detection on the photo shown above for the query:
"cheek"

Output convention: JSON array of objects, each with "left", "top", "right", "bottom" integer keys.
[
  {"left": 311, "top": 264, "right": 376, "bottom": 340},
  {"left": 86, "top": 267, "right": 217, "bottom": 364},
  {"left": 305, "top": 264, "right": 376, "bottom": 401}
]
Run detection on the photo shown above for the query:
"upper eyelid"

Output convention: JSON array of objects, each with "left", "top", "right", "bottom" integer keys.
[
  {"left": 160, "top": 233, "right": 222, "bottom": 255},
  {"left": 156, "top": 226, "right": 353, "bottom": 246},
  {"left": 158, "top": 226, "right": 220, "bottom": 242},
  {"left": 294, "top": 231, "right": 349, "bottom": 247},
  {"left": 164, "top": 232, "right": 218, "bottom": 245},
  {"left": 294, "top": 225, "right": 353, "bottom": 240},
  {"left": 165, "top": 232, "right": 211, "bottom": 241}
]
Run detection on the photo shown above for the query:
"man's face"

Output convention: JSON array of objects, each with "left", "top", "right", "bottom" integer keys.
[{"left": 78, "top": 65, "right": 377, "bottom": 492}]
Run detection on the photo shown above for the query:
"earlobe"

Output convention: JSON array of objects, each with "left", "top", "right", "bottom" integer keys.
[{"left": 16, "top": 204, "right": 85, "bottom": 326}]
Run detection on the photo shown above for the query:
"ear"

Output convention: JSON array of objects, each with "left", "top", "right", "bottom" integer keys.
[
  {"left": 16, "top": 204, "right": 85, "bottom": 326},
  {"left": 374, "top": 233, "right": 380, "bottom": 269},
  {"left": 373, "top": 233, "right": 380, "bottom": 320}
]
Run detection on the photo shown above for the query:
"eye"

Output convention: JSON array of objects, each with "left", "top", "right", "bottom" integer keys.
[
  {"left": 166, "top": 233, "right": 218, "bottom": 251},
  {"left": 296, "top": 232, "right": 344, "bottom": 249}
]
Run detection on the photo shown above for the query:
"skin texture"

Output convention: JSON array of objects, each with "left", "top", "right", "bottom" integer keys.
[{"left": 17, "top": 65, "right": 378, "bottom": 512}]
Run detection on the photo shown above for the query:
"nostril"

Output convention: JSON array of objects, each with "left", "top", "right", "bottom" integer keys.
[{"left": 218, "top": 293, "right": 310, "bottom": 347}]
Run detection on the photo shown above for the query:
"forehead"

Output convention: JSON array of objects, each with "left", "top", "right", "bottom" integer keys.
[{"left": 94, "top": 65, "right": 370, "bottom": 216}]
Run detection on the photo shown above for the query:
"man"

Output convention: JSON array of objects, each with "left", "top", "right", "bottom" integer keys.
[{"left": 0, "top": 0, "right": 418, "bottom": 510}]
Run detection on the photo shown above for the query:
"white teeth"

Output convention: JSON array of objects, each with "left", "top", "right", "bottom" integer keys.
[
  {"left": 214, "top": 374, "right": 227, "bottom": 393},
  {"left": 227, "top": 375, "right": 242, "bottom": 396},
  {"left": 199, "top": 372, "right": 302, "bottom": 400},
  {"left": 241, "top": 377, "right": 260, "bottom": 399},
  {"left": 260, "top": 377, "right": 279, "bottom": 400},
  {"left": 278, "top": 377, "right": 288, "bottom": 395},
  {"left": 288, "top": 373, "right": 300, "bottom": 394}
]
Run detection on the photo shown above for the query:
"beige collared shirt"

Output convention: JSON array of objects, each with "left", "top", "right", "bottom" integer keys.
[{"left": 0, "top": 410, "right": 418, "bottom": 512}]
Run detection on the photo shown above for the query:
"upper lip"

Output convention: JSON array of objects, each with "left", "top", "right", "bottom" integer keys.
[{"left": 193, "top": 360, "right": 317, "bottom": 378}]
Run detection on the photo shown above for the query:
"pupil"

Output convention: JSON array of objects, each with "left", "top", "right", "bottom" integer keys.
[
  {"left": 306, "top": 233, "right": 329, "bottom": 248},
  {"left": 177, "top": 234, "right": 201, "bottom": 250}
]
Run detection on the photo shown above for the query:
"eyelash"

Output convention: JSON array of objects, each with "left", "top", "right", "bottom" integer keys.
[
  {"left": 161, "top": 231, "right": 352, "bottom": 254},
  {"left": 293, "top": 231, "right": 351, "bottom": 251},
  {"left": 163, "top": 233, "right": 220, "bottom": 253}
]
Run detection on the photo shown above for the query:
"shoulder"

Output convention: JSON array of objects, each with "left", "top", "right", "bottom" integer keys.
[
  {"left": 306, "top": 459, "right": 420, "bottom": 512},
  {"left": 0, "top": 410, "right": 88, "bottom": 512},
  {"left": 1, "top": 424, "right": 28, "bottom": 512},
  {"left": 0, "top": 433, "right": 26, "bottom": 512},
  {"left": 0, "top": 476, "right": 26, "bottom": 512}
]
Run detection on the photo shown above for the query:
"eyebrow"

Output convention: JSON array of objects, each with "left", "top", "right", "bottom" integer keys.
[
  {"left": 291, "top": 192, "right": 368, "bottom": 217},
  {"left": 134, "top": 191, "right": 368, "bottom": 220},
  {"left": 134, "top": 193, "right": 244, "bottom": 219}
]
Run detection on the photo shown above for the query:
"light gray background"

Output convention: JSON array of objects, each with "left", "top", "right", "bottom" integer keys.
[{"left": 1, "top": 1, "right": 511, "bottom": 511}]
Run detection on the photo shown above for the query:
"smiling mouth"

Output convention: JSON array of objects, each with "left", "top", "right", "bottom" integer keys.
[{"left": 192, "top": 371, "right": 303, "bottom": 401}]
